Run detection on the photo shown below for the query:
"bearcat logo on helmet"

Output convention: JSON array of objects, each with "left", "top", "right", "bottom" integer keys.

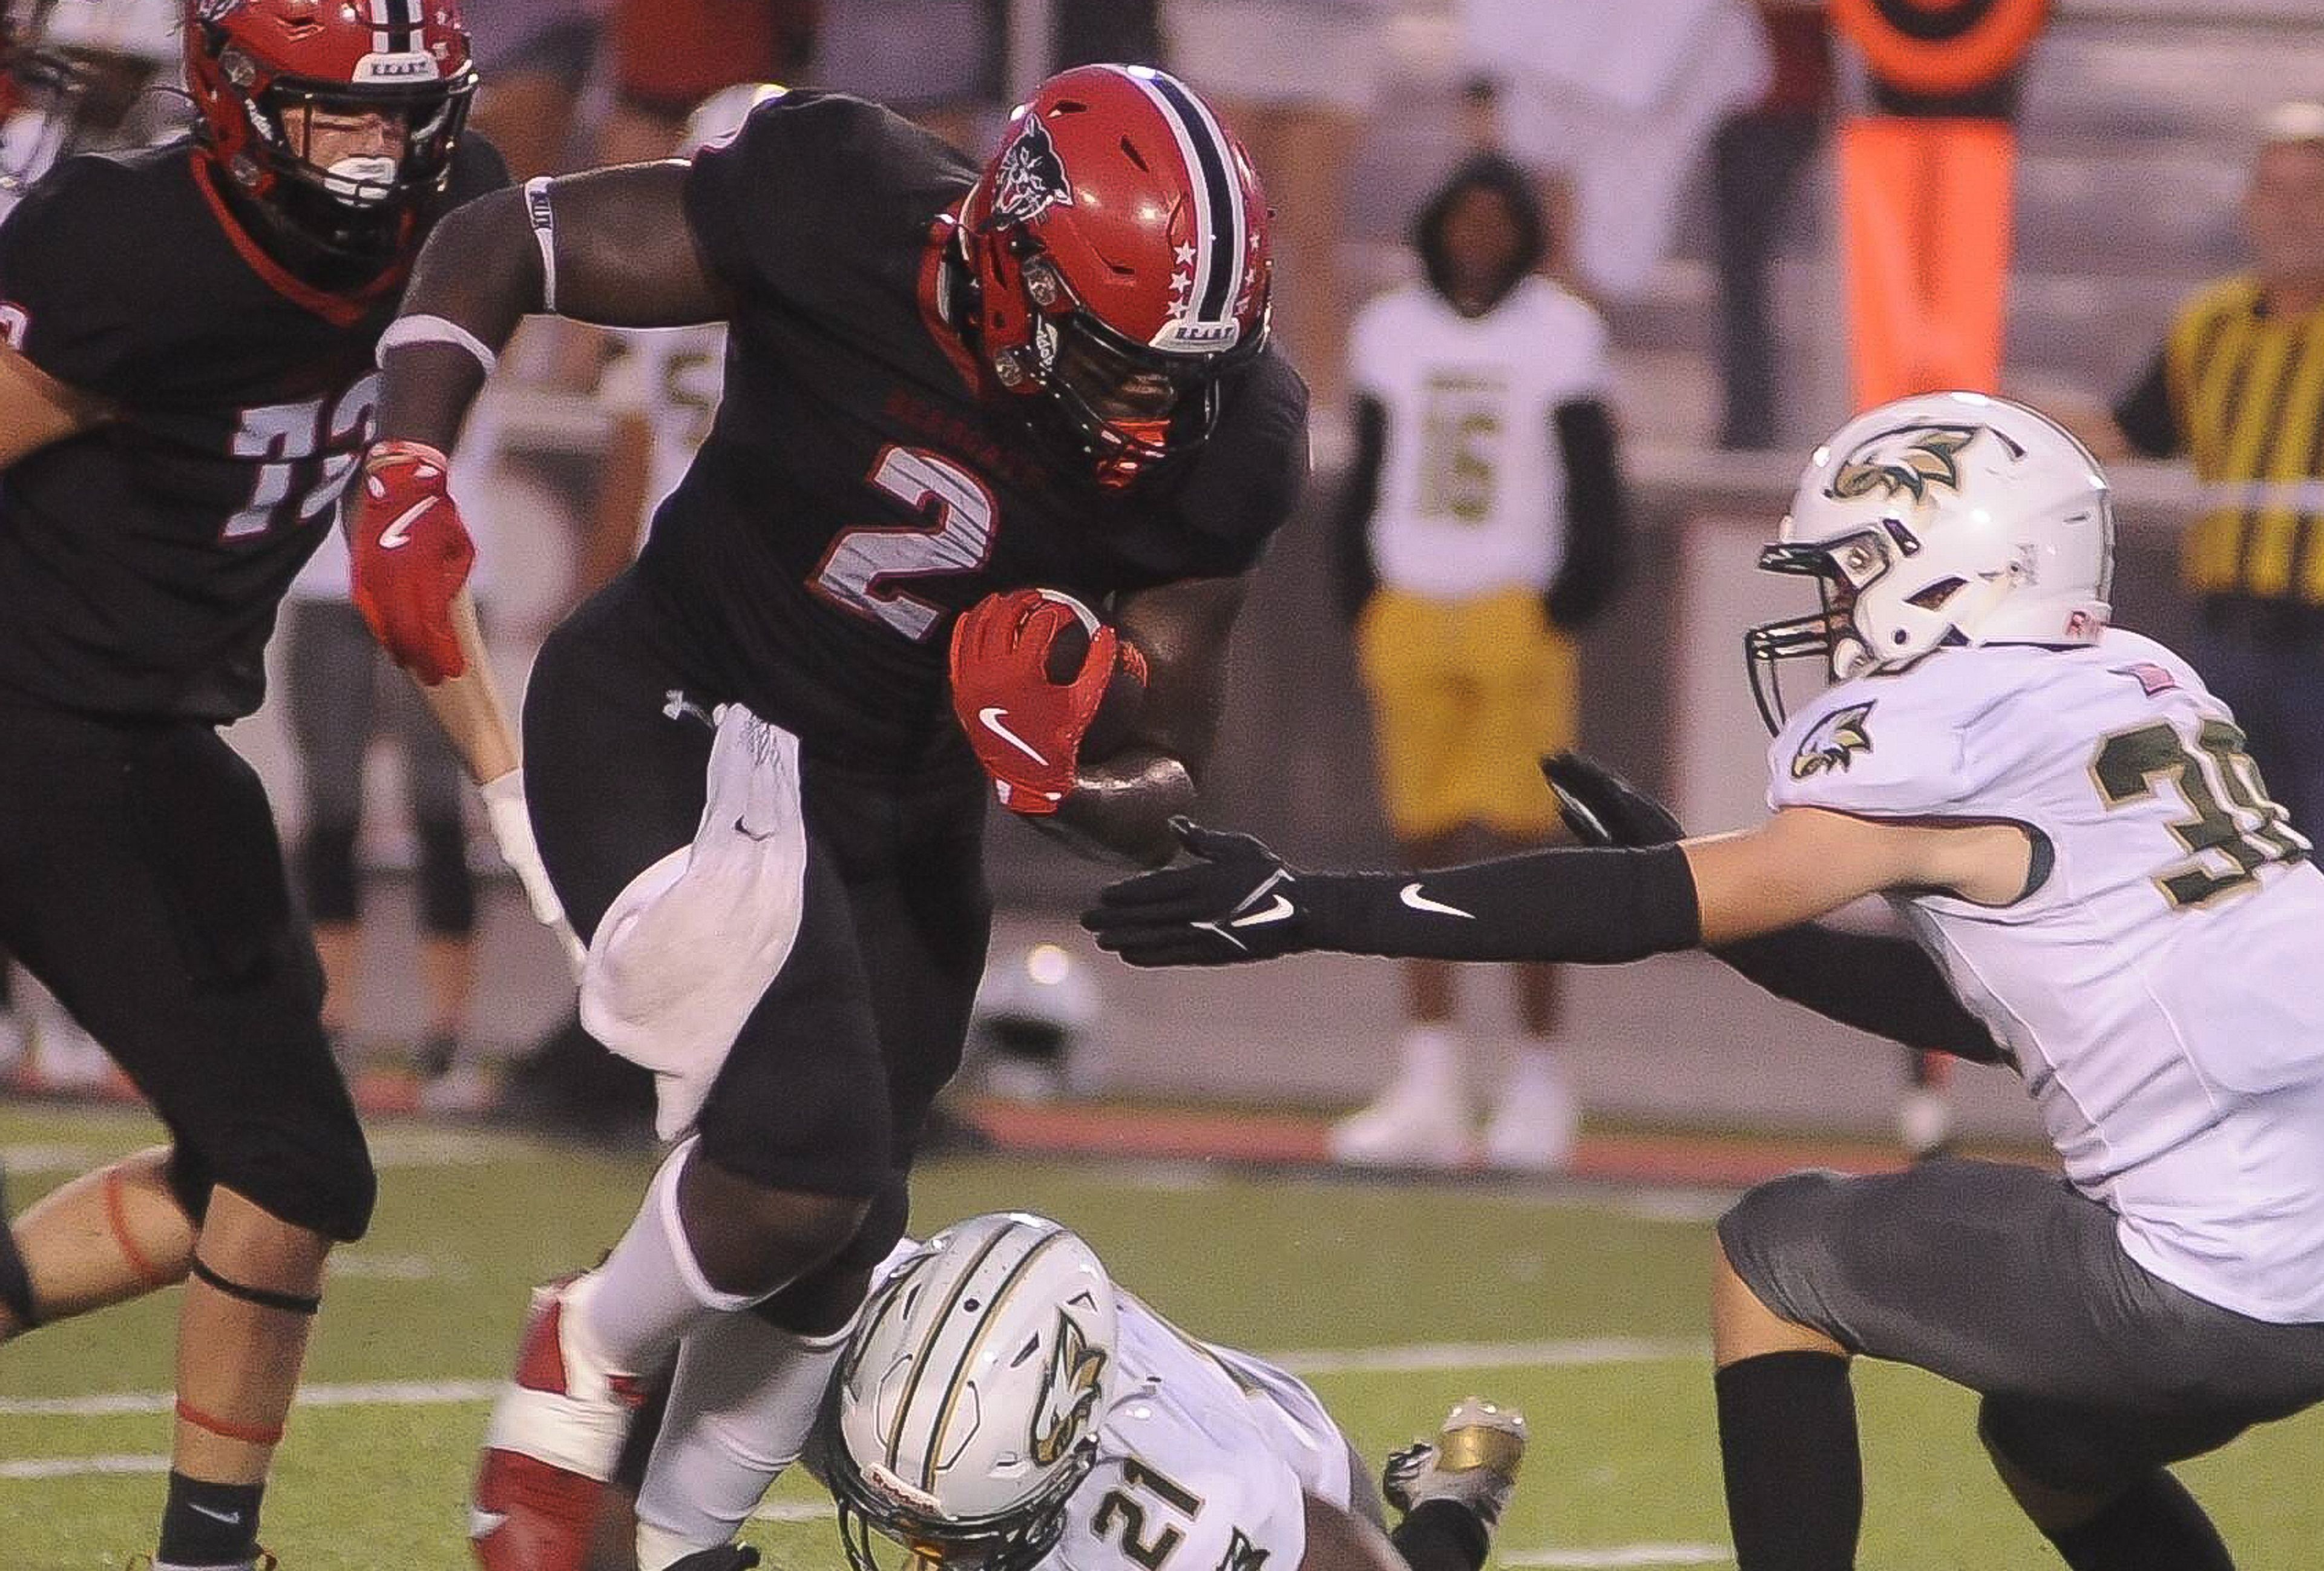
[
  {"left": 1027, "top": 1306, "right": 1108, "bottom": 1465},
  {"left": 1791, "top": 702, "right": 1876, "bottom": 779},
  {"left": 1827, "top": 424, "right": 1981, "bottom": 505},
  {"left": 988, "top": 119, "right": 1075, "bottom": 228}
]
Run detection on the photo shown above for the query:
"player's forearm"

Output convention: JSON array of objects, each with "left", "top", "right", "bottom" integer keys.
[
  {"left": 413, "top": 591, "right": 519, "bottom": 782},
  {"left": 375, "top": 188, "right": 542, "bottom": 451},
  {"left": 1055, "top": 749, "right": 1196, "bottom": 866},
  {"left": 1297, "top": 843, "right": 1702, "bottom": 963}
]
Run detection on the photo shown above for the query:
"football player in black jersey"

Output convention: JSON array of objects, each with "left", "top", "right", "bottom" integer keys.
[
  {"left": 0, "top": 5, "right": 505, "bottom": 1567},
  {"left": 349, "top": 64, "right": 1306, "bottom": 1571}
]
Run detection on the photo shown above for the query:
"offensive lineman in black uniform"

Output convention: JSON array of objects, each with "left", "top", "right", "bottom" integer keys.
[
  {"left": 0, "top": 5, "right": 504, "bottom": 1567},
  {"left": 347, "top": 65, "right": 1305, "bottom": 1571}
]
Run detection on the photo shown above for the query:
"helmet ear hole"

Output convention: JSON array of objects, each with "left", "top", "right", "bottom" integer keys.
[{"left": 1906, "top": 576, "right": 1966, "bottom": 611}]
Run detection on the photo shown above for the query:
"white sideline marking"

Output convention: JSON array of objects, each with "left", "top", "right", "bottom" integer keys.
[
  {"left": 0, "top": 1452, "right": 169, "bottom": 1481},
  {"left": 1, "top": 1130, "right": 524, "bottom": 1180},
  {"left": 751, "top": 1501, "right": 832, "bottom": 1523},
  {"left": 0, "top": 1378, "right": 497, "bottom": 1418},
  {"left": 0, "top": 1338, "right": 1701, "bottom": 1424},
  {"left": 330, "top": 1253, "right": 459, "bottom": 1282},
  {"left": 1506, "top": 1546, "right": 1730, "bottom": 1568},
  {"left": 1273, "top": 1337, "right": 1704, "bottom": 1376}
]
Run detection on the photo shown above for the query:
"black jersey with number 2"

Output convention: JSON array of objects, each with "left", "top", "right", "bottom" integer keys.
[
  {"left": 648, "top": 92, "right": 1309, "bottom": 765},
  {"left": 0, "top": 136, "right": 506, "bottom": 722}
]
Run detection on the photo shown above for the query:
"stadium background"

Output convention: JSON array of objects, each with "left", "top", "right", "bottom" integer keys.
[{"left": 10, "top": 3, "right": 2324, "bottom": 1566}]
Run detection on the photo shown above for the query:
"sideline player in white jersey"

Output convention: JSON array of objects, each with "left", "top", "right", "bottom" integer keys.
[
  {"left": 1329, "top": 151, "right": 1629, "bottom": 1173},
  {"left": 1086, "top": 392, "right": 2324, "bottom": 1571},
  {"left": 600, "top": 1210, "right": 1524, "bottom": 1571}
]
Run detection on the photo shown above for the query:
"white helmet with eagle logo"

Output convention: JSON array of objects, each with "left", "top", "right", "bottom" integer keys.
[
  {"left": 1745, "top": 390, "right": 2115, "bottom": 731},
  {"left": 829, "top": 1213, "right": 1120, "bottom": 1571}
]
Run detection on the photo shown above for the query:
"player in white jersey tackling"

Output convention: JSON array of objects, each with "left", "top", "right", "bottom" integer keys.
[
  {"left": 1085, "top": 392, "right": 2324, "bottom": 1571},
  {"left": 615, "top": 1211, "right": 1525, "bottom": 1571}
]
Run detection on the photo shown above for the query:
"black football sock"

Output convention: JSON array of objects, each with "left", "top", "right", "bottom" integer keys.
[
  {"left": 1390, "top": 1499, "right": 1491, "bottom": 1571},
  {"left": 2046, "top": 1471, "right": 2234, "bottom": 1571},
  {"left": 157, "top": 1472, "right": 263, "bottom": 1567},
  {"left": 1715, "top": 1351, "right": 1861, "bottom": 1571}
]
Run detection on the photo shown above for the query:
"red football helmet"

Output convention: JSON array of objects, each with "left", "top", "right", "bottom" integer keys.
[
  {"left": 186, "top": 0, "right": 476, "bottom": 268},
  {"left": 960, "top": 64, "right": 1273, "bottom": 490}
]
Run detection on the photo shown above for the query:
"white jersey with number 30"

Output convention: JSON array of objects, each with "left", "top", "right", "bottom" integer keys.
[
  {"left": 1768, "top": 630, "right": 2324, "bottom": 1323},
  {"left": 1046, "top": 1293, "right": 1355, "bottom": 1571}
]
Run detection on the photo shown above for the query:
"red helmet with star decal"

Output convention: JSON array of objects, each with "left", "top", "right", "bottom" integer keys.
[
  {"left": 186, "top": 0, "right": 476, "bottom": 270},
  {"left": 960, "top": 64, "right": 1272, "bottom": 490}
]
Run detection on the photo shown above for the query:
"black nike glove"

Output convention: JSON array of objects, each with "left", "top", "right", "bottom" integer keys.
[
  {"left": 1540, "top": 751, "right": 1682, "bottom": 848},
  {"left": 1082, "top": 817, "right": 1313, "bottom": 966}
]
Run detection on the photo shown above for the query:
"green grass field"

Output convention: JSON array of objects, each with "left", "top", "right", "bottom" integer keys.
[{"left": 3, "top": 1107, "right": 2320, "bottom": 1569}]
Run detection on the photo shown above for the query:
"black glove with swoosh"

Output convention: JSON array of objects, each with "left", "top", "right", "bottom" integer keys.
[{"left": 1083, "top": 818, "right": 1313, "bottom": 966}]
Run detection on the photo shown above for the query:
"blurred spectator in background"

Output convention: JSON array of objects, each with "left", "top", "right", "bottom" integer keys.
[
  {"left": 1711, "top": 0, "right": 1833, "bottom": 450},
  {"left": 811, "top": 0, "right": 1002, "bottom": 153},
  {"left": 2089, "top": 102, "right": 2324, "bottom": 840},
  {"left": 1167, "top": 0, "right": 1396, "bottom": 417},
  {"left": 1830, "top": 0, "right": 2045, "bottom": 407},
  {"left": 1330, "top": 154, "right": 1629, "bottom": 1172},
  {"left": 1461, "top": 0, "right": 1767, "bottom": 303},
  {"left": 599, "top": 0, "right": 816, "bottom": 164},
  {"left": 464, "top": 0, "right": 602, "bottom": 181}
]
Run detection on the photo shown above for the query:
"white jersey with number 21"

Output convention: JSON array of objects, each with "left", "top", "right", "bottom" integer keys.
[
  {"left": 1045, "top": 1291, "right": 1356, "bottom": 1571},
  {"left": 1768, "top": 629, "right": 2324, "bottom": 1323}
]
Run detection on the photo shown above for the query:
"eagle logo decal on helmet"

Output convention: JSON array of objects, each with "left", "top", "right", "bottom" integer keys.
[
  {"left": 988, "top": 119, "right": 1075, "bottom": 228},
  {"left": 1791, "top": 702, "right": 1876, "bottom": 779},
  {"left": 1828, "top": 425, "right": 1981, "bottom": 504},
  {"left": 1027, "top": 1307, "right": 1109, "bottom": 1465}
]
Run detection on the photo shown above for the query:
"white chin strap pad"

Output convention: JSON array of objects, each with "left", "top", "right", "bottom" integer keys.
[{"left": 580, "top": 703, "right": 809, "bottom": 1142}]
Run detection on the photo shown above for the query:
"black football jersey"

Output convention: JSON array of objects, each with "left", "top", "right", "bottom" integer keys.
[
  {"left": 646, "top": 93, "right": 1308, "bottom": 766},
  {"left": 0, "top": 136, "right": 507, "bottom": 721}
]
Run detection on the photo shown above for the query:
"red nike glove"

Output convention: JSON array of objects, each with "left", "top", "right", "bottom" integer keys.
[
  {"left": 950, "top": 588, "right": 1133, "bottom": 815},
  {"left": 348, "top": 440, "right": 475, "bottom": 684}
]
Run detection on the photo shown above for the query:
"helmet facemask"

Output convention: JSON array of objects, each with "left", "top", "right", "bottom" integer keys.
[
  {"left": 977, "top": 232, "right": 1263, "bottom": 492},
  {"left": 232, "top": 67, "right": 473, "bottom": 265},
  {"left": 829, "top": 1434, "right": 1100, "bottom": 1571}
]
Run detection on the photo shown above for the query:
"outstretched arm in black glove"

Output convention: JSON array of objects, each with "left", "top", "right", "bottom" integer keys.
[{"left": 1085, "top": 760, "right": 2030, "bottom": 1068}]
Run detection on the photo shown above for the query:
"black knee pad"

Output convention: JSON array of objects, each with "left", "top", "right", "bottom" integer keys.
[
  {"left": 1978, "top": 1394, "right": 2141, "bottom": 1497},
  {"left": 753, "top": 1174, "right": 910, "bottom": 1336},
  {"left": 203, "top": 1097, "right": 378, "bottom": 1244},
  {"left": 301, "top": 821, "right": 361, "bottom": 925},
  {"left": 415, "top": 813, "right": 477, "bottom": 935}
]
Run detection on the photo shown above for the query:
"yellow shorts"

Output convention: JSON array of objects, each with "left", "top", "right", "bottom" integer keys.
[{"left": 1357, "top": 586, "right": 1578, "bottom": 843}]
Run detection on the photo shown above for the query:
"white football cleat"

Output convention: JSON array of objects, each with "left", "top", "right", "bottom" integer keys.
[
  {"left": 1481, "top": 1058, "right": 1580, "bottom": 1173},
  {"left": 471, "top": 1274, "right": 651, "bottom": 1571},
  {"left": 1330, "top": 1071, "right": 1472, "bottom": 1169}
]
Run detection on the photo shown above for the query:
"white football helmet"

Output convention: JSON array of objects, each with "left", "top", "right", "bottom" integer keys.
[
  {"left": 1745, "top": 391, "right": 2115, "bottom": 731},
  {"left": 829, "top": 1213, "right": 1120, "bottom": 1571}
]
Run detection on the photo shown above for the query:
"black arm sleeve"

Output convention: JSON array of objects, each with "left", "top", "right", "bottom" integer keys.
[
  {"left": 2112, "top": 347, "right": 2179, "bottom": 460},
  {"left": 1302, "top": 843, "right": 1702, "bottom": 963},
  {"left": 1330, "top": 395, "right": 1387, "bottom": 622},
  {"left": 1543, "top": 397, "right": 1629, "bottom": 630},
  {"left": 1713, "top": 928, "right": 2006, "bottom": 1063}
]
